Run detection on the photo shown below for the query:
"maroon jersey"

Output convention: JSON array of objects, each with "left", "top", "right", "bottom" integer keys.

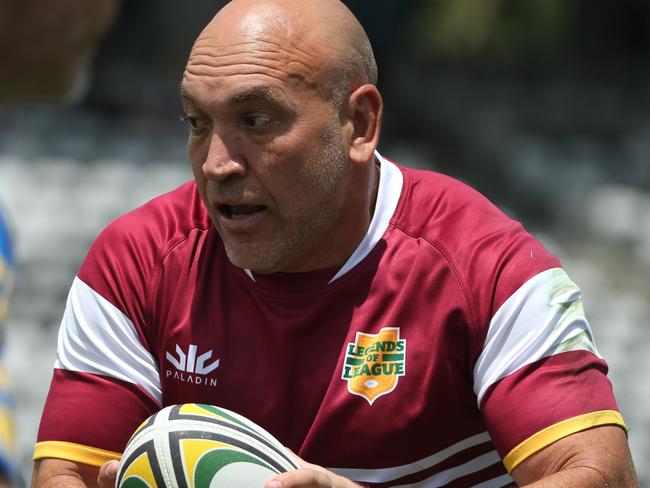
[{"left": 35, "top": 155, "right": 624, "bottom": 487}]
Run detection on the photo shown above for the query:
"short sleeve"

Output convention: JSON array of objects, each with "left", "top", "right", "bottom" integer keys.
[
  {"left": 35, "top": 214, "right": 163, "bottom": 466},
  {"left": 475, "top": 268, "right": 625, "bottom": 473}
]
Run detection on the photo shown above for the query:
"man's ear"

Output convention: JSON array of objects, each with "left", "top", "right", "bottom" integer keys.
[{"left": 344, "top": 84, "right": 383, "bottom": 164}]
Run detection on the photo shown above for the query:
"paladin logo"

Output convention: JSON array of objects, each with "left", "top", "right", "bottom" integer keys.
[
  {"left": 341, "top": 327, "right": 406, "bottom": 405},
  {"left": 165, "top": 344, "right": 220, "bottom": 387}
]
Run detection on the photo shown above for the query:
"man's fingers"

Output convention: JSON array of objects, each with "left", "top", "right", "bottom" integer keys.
[
  {"left": 97, "top": 460, "right": 119, "bottom": 488},
  {"left": 266, "top": 468, "right": 362, "bottom": 488},
  {"left": 266, "top": 468, "right": 333, "bottom": 488}
]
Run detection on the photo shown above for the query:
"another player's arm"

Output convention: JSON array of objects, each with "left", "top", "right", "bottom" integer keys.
[
  {"left": 511, "top": 424, "right": 638, "bottom": 487},
  {"left": 32, "top": 458, "right": 103, "bottom": 488}
]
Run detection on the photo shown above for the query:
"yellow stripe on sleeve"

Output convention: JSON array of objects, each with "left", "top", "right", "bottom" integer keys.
[
  {"left": 33, "top": 441, "right": 121, "bottom": 467},
  {"left": 503, "top": 410, "right": 627, "bottom": 473}
]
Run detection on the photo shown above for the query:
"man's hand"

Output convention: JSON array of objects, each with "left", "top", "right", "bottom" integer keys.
[
  {"left": 99, "top": 457, "right": 364, "bottom": 488},
  {"left": 265, "top": 455, "right": 362, "bottom": 488},
  {"left": 97, "top": 460, "right": 119, "bottom": 488}
]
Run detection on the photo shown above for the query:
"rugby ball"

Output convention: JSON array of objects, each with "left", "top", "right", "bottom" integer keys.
[{"left": 116, "top": 403, "right": 299, "bottom": 488}]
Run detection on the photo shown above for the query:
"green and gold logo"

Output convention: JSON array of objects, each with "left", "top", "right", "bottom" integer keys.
[{"left": 341, "top": 327, "right": 406, "bottom": 404}]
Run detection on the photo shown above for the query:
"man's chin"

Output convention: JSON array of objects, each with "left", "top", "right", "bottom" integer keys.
[{"left": 224, "top": 245, "right": 280, "bottom": 274}]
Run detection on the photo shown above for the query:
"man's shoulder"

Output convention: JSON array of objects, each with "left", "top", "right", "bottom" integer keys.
[
  {"left": 79, "top": 181, "right": 210, "bottom": 281},
  {"left": 391, "top": 164, "right": 560, "bottom": 316},
  {"left": 75, "top": 181, "right": 212, "bottom": 320},
  {"left": 103, "top": 180, "right": 209, "bottom": 249},
  {"left": 395, "top": 165, "right": 521, "bottom": 243}
]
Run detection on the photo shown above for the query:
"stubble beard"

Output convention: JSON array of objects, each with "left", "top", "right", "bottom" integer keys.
[{"left": 223, "top": 123, "right": 349, "bottom": 274}]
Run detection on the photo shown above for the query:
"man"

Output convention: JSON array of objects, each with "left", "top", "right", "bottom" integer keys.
[{"left": 32, "top": 0, "right": 638, "bottom": 486}]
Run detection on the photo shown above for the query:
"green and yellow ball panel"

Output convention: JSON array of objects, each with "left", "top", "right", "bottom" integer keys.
[
  {"left": 117, "top": 404, "right": 299, "bottom": 488},
  {"left": 118, "top": 439, "right": 165, "bottom": 488}
]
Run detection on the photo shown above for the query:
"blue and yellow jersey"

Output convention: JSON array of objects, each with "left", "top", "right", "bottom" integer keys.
[
  {"left": 0, "top": 204, "right": 20, "bottom": 486},
  {"left": 0, "top": 206, "right": 15, "bottom": 328}
]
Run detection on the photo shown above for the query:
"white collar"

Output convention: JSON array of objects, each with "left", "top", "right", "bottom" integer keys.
[
  {"left": 244, "top": 151, "right": 404, "bottom": 283},
  {"left": 328, "top": 151, "right": 403, "bottom": 283}
]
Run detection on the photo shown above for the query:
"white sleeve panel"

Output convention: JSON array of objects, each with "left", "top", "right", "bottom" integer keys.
[
  {"left": 55, "top": 276, "right": 162, "bottom": 405},
  {"left": 473, "top": 267, "right": 601, "bottom": 406}
]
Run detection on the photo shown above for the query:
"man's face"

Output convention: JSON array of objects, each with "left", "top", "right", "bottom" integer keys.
[{"left": 181, "top": 30, "right": 353, "bottom": 274}]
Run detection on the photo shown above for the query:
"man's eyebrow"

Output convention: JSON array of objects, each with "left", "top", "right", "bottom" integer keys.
[
  {"left": 179, "top": 84, "right": 289, "bottom": 108},
  {"left": 229, "top": 86, "right": 279, "bottom": 104}
]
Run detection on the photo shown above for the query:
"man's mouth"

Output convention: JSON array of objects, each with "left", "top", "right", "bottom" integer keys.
[{"left": 218, "top": 204, "right": 267, "bottom": 220}]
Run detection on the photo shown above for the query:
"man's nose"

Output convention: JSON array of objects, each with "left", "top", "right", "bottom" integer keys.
[{"left": 202, "top": 131, "right": 246, "bottom": 181}]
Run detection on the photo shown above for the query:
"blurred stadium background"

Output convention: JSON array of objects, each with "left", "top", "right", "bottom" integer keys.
[{"left": 0, "top": 0, "right": 648, "bottom": 484}]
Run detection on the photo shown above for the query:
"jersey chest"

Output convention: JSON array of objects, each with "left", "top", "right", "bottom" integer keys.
[{"left": 150, "top": 238, "right": 492, "bottom": 472}]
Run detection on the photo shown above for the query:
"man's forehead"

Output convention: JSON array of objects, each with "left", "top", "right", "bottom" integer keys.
[
  {"left": 180, "top": 81, "right": 293, "bottom": 108},
  {"left": 181, "top": 38, "right": 324, "bottom": 105},
  {"left": 187, "top": 33, "right": 321, "bottom": 75},
  {"left": 181, "top": 0, "right": 345, "bottom": 106}
]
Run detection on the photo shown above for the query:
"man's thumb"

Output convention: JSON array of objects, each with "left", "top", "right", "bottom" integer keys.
[{"left": 98, "top": 460, "right": 120, "bottom": 488}]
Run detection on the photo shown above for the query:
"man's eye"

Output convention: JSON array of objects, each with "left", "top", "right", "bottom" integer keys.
[
  {"left": 243, "top": 114, "right": 272, "bottom": 129},
  {"left": 180, "top": 115, "right": 207, "bottom": 132}
]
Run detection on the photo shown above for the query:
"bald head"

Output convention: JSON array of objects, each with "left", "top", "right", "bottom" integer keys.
[{"left": 190, "top": 0, "right": 377, "bottom": 107}]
